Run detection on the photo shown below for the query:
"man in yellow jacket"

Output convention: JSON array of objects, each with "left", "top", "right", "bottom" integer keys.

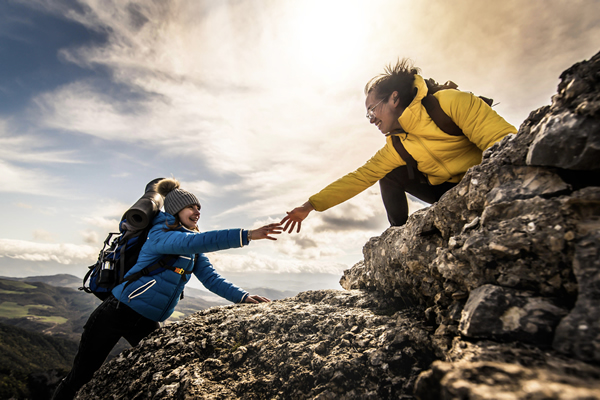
[{"left": 282, "top": 59, "right": 517, "bottom": 231}]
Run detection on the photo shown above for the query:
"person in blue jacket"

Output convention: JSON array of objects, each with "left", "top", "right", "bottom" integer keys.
[{"left": 52, "top": 178, "right": 282, "bottom": 400}]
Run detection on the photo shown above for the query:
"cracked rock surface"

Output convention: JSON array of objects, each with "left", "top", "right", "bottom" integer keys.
[{"left": 78, "top": 291, "right": 435, "bottom": 399}]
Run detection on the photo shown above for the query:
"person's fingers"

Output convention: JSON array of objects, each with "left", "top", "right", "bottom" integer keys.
[
  {"left": 245, "top": 295, "right": 271, "bottom": 303},
  {"left": 286, "top": 221, "right": 297, "bottom": 233},
  {"left": 280, "top": 215, "right": 290, "bottom": 224},
  {"left": 297, "top": 221, "right": 302, "bottom": 233},
  {"left": 269, "top": 226, "right": 283, "bottom": 233}
]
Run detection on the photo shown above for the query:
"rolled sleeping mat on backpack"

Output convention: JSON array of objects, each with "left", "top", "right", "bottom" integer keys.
[{"left": 124, "top": 178, "right": 165, "bottom": 229}]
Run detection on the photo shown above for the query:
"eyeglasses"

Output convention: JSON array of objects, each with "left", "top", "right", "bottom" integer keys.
[{"left": 366, "top": 97, "right": 385, "bottom": 120}]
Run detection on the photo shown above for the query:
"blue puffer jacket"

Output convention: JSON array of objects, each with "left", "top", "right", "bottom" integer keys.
[{"left": 112, "top": 212, "right": 249, "bottom": 322}]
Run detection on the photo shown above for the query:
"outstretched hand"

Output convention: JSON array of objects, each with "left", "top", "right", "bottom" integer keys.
[
  {"left": 248, "top": 223, "right": 283, "bottom": 241},
  {"left": 244, "top": 294, "right": 271, "bottom": 303},
  {"left": 281, "top": 201, "right": 314, "bottom": 233}
]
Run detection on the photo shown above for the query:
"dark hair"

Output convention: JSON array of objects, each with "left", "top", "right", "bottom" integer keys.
[
  {"left": 364, "top": 58, "right": 421, "bottom": 108},
  {"left": 163, "top": 215, "right": 182, "bottom": 231}
]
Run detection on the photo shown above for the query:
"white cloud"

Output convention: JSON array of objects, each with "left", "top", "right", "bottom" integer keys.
[
  {"left": 0, "top": 118, "right": 80, "bottom": 196},
  {"left": 0, "top": 159, "right": 62, "bottom": 196},
  {"left": 181, "top": 179, "right": 221, "bottom": 200},
  {"left": 81, "top": 217, "right": 121, "bottom": 233},
  {"left": 91, "top": 198, "right": 133, "bottom": 219},
  {"left": 0, "top": 118, "right": 81, "bottom": 164},
  {"left": 78, "top": 198, "right": 134, "bottom": 233},
  {"left": 0, "top": 239, "right": 97, "bottom": 264},
  {"left": 29, "top": 1, "right": 384, "bottom": 212},
  {"left": 32, "top": 229, "right": 57, "bottom": 243},
  {"left": 80, "top": 230, "right": 99, "bottom": 245},
  {"left": 206, "top": 251, "right": 347, "bottom": 275},
  {"left": 73, "top": 198, "right": 131, "bottom": 240}
]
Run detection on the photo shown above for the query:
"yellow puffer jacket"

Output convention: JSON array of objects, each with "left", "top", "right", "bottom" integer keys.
[{"left": 309, "top": 75, "right": 517, "bottom": 212}]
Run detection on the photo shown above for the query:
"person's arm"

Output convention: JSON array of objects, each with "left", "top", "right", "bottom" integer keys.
[
  {"left": 281, "top": 141, "right": 402, "bottom": 233},
  {"left": 148, "top": 223, "right": 282, "bottom": 255},
  {"left": 194, "top": 254, "right": 271, "bottom": 304}
]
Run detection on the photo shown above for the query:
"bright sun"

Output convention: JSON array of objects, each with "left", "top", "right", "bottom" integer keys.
[{"left": 285, "top": 0, "right": 371, "bottom": 83}]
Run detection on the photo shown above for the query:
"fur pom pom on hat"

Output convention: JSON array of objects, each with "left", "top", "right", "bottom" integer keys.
[{"left": 156, "top": 178, "right": 201, "bottom": 216}]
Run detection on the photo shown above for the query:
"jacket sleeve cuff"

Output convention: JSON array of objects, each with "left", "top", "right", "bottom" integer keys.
[
  {"left": 308, "top": 196, "right": 326, "bottom": 212},
  {"left": 239, "top": 292, "right": 249, "bottom": 303},
  {"left": 242, "top": 230, "right": 250, "bottom": 246}
]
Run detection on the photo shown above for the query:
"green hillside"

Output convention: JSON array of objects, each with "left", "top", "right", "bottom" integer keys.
[
  {"left": 0, "top": 322, "right": 77, "bottom": 373},
  {"left": 0, "top": 322, "right": 78, "bottom": 399},
  {"left": 0, "top": 277, "right": 233, "bottom": 342},
  {"left": 0, "top": 278, "right": 100, "bottom": 342}
]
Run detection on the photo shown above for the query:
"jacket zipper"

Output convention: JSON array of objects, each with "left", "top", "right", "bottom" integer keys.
[{"left": 158, "top": 279, "right": 185, "bottom": 321}]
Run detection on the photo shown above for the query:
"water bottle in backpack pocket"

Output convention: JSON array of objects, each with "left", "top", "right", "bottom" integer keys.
[{"left": 81, "top": 225, "right": 152, "bottom": 301}]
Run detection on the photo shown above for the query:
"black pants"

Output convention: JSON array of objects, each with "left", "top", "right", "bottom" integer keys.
[
  {"left": 379, "top": 166, "right": 457, "bottom": 226},
  {"left": 51, "top": 295, "right": 159, "bottom": 400}
]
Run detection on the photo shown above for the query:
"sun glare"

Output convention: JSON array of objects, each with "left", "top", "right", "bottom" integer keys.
[{"left": 286, "top": 1, "right": 371, "bottom": 83}]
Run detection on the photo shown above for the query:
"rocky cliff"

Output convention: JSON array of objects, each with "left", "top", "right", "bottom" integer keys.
[{"left": 77, "top": 51, "right": 600, "bottom": 399}]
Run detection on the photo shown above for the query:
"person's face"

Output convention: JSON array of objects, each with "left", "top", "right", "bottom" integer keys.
[
  {"left": 365, "top": 90, "right": 404, "bottom": 134},
  {"left": 178, "top": 204, "right": 200, "bottom": 230}
]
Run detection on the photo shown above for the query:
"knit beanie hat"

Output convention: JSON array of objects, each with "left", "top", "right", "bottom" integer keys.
[{"left": 156, "top": 178, "right": 200, "bottom": 216}]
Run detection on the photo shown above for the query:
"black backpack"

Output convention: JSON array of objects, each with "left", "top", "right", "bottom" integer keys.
[
  {"left": 392, "top": 78, "right": 495, "bottom": 180},
  {"left": 79, "top": 178, "right": 185, "bottom": 301}
]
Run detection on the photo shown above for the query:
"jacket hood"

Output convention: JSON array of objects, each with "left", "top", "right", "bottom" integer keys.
[
  {"left": 152, "top": 211, "right": 170, "bottom": 226},
  {"left": 412, "top": 74, "right": 428, "bottom": 103},
  {"left": 397, "top": 74, "right": 428, "bottom": 133},
  {"left": 149, "top": 211, "right": 177, "bottom": 232}
]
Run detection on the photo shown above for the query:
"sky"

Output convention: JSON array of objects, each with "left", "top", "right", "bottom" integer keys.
[{"left": 0, "top": 0, "right": 599, "bottom": 293}]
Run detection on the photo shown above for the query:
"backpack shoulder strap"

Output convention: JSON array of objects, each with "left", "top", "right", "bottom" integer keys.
[
  {"left": 123, "top": 254, "right": 189, "bottom": 287},
  {"left": 421, "top": 94, "right": 464, "bottom": 136},
  {"left": 391, "top": 135, "right": 418, "bottom": 180}
]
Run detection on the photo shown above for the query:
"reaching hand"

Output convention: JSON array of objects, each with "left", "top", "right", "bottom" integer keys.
[
  {"left": 248, "top": 223, "right": 283, "bottom": 241},
  {"left": 280, "top": 201, "right": 314, "bottom": 233},
  {"left": 244, "top": 294, "right": 271, "bottom": 303}
]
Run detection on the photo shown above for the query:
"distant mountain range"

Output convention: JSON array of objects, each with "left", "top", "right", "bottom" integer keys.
[
  {"left": 0, "top": 274, "right": 296, "bottom": 339},
  {"left": 1, "top": 274, "right": 298, "bottom": 301},
  {"left": 0, "top": 273, "right": 298, "bottom": 350}
]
